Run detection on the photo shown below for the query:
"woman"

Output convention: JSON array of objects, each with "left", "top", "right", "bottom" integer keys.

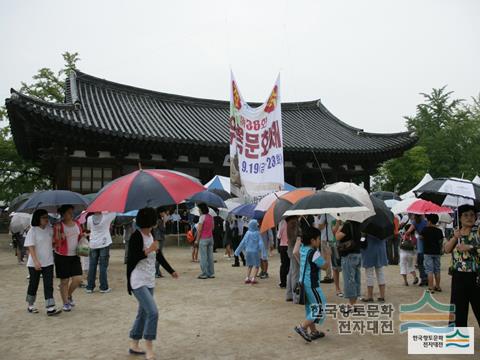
[
  {"left": 53, "top": 204, "right": 83, "bottom": 312},
  {"left": 24, "top": 209, "right": 61, "bottom": 315},
  {"left": 444, "top": 204, "right": 480, "bottom": 327},
  {"left": 360, "top": 234, "right": 388, "bottom": 303},
  {"left": 127, "top": 207, "right": 178, "bottom": 360},
  {"left": 223, "top": 216, "right": 234, "bottom": 258},
  {"left": 399, "top": 231, "right": 419, "bottom": 286},
  {"left": 335, "top": 220, "right": 362, "bottom": 314},
  {"left": 195, "top": 203, "right": 215, "bottom": 279}
]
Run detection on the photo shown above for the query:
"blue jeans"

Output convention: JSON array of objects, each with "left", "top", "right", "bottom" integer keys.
[
  {"left": 341, "top": 253, "right": 362, "bottom": 300},
  {"left": 199, "top": 237, "right": 214, "bottom": 277},
  {"left": 87, "top": 246, "right": 110, "bottom": 291},
  {"left": 130, "top": 287, "right": 158, "bottom": 341},
  {"left": 424, "top": 254, "right": 441, "bottom": 274},
  {"left": 417, "top": 253, "right": 428, "bottom": 282}
]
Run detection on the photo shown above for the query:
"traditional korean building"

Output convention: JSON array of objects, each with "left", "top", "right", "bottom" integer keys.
[{"left": 5, "top": 70, "right": 416, "bottom": 193}]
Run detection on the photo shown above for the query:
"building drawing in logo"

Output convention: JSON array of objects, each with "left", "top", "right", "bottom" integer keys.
[{"left": 399, "top": 291, "right": 455, "bottom": 333}]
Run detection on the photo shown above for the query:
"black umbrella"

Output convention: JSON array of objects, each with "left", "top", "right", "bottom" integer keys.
[
  {"left": 283, "top": 190, "right": 368, "bottom": 217},
  {"left": 8, "top": 192, "right": 33, "bottom": 213},
  {"left": 361, "top": 196, "right": 394, "bottom": 239},
  {"left": 208, "top": 188, "right": 232, "bottom": 200},
  {"left": 414, "top": 177, "right": 480, "bottom": 208},
  {"left": 17, "top": 190, "right": 90, "bottom": 214},
  {"left": 371, "top": 191, "right": 401, "bottom": 201}
]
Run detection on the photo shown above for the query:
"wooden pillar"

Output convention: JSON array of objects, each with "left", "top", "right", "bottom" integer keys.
[{"left": 53, "top": 145, "right": 68, "bottom": 190}]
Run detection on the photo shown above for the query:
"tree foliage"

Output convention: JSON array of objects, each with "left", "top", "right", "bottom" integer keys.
[
  {"left": 0, "top": 52, "right": 80, "bottom": 203},
  {"left": 374, "top": 87, "right": 480, "bottom": 194}
]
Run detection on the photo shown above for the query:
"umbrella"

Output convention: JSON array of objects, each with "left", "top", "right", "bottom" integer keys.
[
  {"left": 87, "top": 169, "right": 205, "bottom": 213},
  {"left": 414, "top": 177, "right": 480, "bottom": 208},
  {"left": 219, "top": 198, "right": 244, "bottom": 219},
  {"left": 473, "top": 175, "right": 480, "bottom": 185},
  {"left": 283, "top": 190, "right": 369, "bottom": 217},
  {"left": 324, "top": 182, "right": 375, "bottom": 223},
  {"left": 208, "top": 188, "right": 232, "bottom": 200},
  {"left": 255, "top": 191, "right": 288, "bottom": 212},
  {"left": 371, "top": 191, "right": 401, "bottom": 201},
  {"left": 260, "top": 189, "right": 315, "bottom": 232},
  {"left": 9, "top": 212, "right": 32, "bottom": 233},
  {"left": 384, "top": 199, "right": 399, "bottom": 209},
  {"left": 231, "top": 203, "right": 256, "bottom": 218},
  {"left": 284, "top": 183, "right": 296, "bottom": 191},
  {"left": 205, "top": 175, "right": 231, "bottom": 192},
  {"left": 406, "top": 199, "right": 453, "bottom": 215},
  {"left": 188, "top": 190, "right": 226, "bottom": 209},
  {"left": 84, "top": 193, "right": 98, "bottom": 203},
  {"left": 7, "top": 193, "right": 33, "bottom": 213},
  {"left": 361, "top": 196, "right": 394, "bottom": 239},
  {"left": 168, "top": 170, "right": 203, "bottom": 185},
  {"left": 190, "top": 206, "right": 217, "bottom": 217},
  {"left": 18, "top": 190, "right": 90, "bottom": 214},
  {"left": 400, "top": 173, "right": 433, "bottom": 199},
  {"left": 390, "top": 197, "right": 417, "bottom": 215}
]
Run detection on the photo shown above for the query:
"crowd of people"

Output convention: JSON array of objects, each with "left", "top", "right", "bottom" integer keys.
[{"left": 8, "top": 199, "right": 480, "bottom": 357}]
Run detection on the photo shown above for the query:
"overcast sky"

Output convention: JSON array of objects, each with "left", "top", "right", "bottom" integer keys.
[{"left": 1, "top": 0, "right": 479, "bottom": 133}]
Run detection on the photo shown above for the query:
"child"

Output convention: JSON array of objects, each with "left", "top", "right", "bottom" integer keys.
[
  {"left": 293, "top": 227, "right": 331, "bottom": 342},
  {"left": 234, "top": 220, "right": 267, "bottom": 284}
]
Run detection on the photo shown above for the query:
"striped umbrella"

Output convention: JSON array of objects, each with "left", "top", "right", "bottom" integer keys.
[
  {"left": 260, "top": 189, "right": 315, "bottom": 232},
  {"left": 87, "top": 169, "right": 205, "bottom": 213},
  {"left": 414, "top": 177, "right": 480, "bottom": 208}
]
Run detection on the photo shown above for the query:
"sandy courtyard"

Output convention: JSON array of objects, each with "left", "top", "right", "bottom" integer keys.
[{"left": 0, "top": 236, "right": 478, "bottom": 360}]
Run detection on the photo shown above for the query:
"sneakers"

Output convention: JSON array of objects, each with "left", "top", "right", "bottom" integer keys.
[
  {"left": 85, "top": 289, "right": 94, "bottom": 294},
  {"left": 27, "top": 306, "right": 39, "bottom": 314},
  {"left": 251, "top": 279, "right": 258, "bottom": 285},
  {"left": 68, "top": 297, "right": 75, "bottom": 307},
  {"left": 310, "top": 331, "right": 325, "bottom": 340},
  {"left": 260, "top": 272, "right": 269, "bottom": 279},
  {"left": 100, "top": 288, "right": 112, "bottom": 294},
  {"left": 198, "top": 275, "right": 208, "bottom": 279},
  {"left": 47, "top": 307, "right": 62, "bottom": 316},
  {"left": 294, "top": 326, "right": 312, "bottom": 342},
  {"left": 63, "top": 303, "right": 72, "bottom": 312},
  {"left": 244, "top": 277, "right": 251, "bottom": 284}
]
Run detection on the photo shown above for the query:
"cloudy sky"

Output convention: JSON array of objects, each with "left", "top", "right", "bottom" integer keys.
[{"left": 1, "top": 0, "right": 479, "bottom": 133}]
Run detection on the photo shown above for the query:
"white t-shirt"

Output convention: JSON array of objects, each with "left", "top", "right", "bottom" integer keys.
[
  {"left": 87, "top": 212, "right": 116, "bottom": 249},
  {"left": 314, "top": 214, "right": 335, "bottom": 241},
  {"left": 24, "top": 226, "right": 54, "bottom": 267},
  {"left": 130, "top": 232, "right": 156, "bottom": 290},
  {"left": 63, "top": 223, "right": 81, "bottom": 256}
]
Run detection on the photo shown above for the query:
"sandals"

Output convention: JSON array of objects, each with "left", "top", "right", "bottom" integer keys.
[
  {"left": 377, "top": 298, "right": 385, "bottom": 303},
  {"left": 336, "top": 292, "right": 344, "bottom": 298},
  {"left": 310, "top": 331, "right": 325, "bottom": 340},
  {"left": 128, "top": 348, "right": 146, "bottom": 355},
  {"left": 413, "top": 277, "right": 419, "bottom": 285},
  {"left": 434, "top": 287, "right": 442, "bottom": 292},
  {"left": 361, "top": 297, "right": 374, "bottom": 303},
  {"left": 294, "top": 325, "right": 312, "bottom": 342}
]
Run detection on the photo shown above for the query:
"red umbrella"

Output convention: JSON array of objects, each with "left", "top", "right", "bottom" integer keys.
[
  {"left": 406, "top": 199, "right": 453, "bottom": 215},
  {"left": 87, "top": 169, "right": 204, "bottom": 213}
]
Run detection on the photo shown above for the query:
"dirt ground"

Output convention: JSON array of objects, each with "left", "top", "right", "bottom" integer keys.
[{"left": 0, "top": 235, "right": 478, "bottom": 360}]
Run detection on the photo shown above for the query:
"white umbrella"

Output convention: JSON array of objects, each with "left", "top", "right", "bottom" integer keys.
[
  {"left": 400, "top": 173, "right": 433, "bottom": 199},
  {"left": 323, "top": 182, "right": 375, "bottom": 222},
  {"left": 9, "top": 212, "right": 32, "bottom": 233},
  {"left": 254, "top": 191, "right": 288, "bottom": 212},
  {"left": 190, "top": 206, "right": 217, "bottom": 217},
  {"left": 384, "top": 199, "right": 399, "bottom": 209},
  {"left": 438, "top": 213, "right": 453, "bottom": 224},
  {"left": 218, "top": 198, "right": 244, "bottom": 219},
  {"left": 473, "top": 175, "right": 480, "bottom": 185},
  {"left": 391, "top": 197, "right": 417, "bottom": 214}
]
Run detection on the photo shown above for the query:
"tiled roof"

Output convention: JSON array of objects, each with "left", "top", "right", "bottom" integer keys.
[{"left": 6, "top": 70, "right": 416, "bottom": 156}]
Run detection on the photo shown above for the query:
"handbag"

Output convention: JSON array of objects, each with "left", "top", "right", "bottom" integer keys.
[
  {"left": 294, "top": 249, "right": 312, "bottom": 305},
  {"left": 77, "top": 236, "right": 90, "bottom": 257},
  {"left": 400, "top": 234, "right": 415, "bottom": 251},
  {"left": 337, "top": 222, "right": 356, "bottom": 254}
]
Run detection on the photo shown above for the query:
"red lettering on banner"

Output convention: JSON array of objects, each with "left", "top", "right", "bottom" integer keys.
[
  {"left": 245, "top": 133, "right": 259, "bottom": 159},
  {"left": 236, "top": 126, "right": 244, "bottom": 154},
  {"left": 260, "top": 120, "right": 282, "bottom": 156}
]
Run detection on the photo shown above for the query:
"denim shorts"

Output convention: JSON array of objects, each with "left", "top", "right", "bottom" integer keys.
[
  {"left": 424, "top": 254, "right": 441, "bottom": 274},
  {"left": 341, "top": 253, "right": 362, "bottom": 299}
]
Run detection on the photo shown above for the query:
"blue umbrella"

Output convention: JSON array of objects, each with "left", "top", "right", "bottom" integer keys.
[
  {"left": 17, "top": 190, "right": 90, "bottom": 214},
  {"left": 284, "top": 182, "right": 296, "bottom": 191},
  {"left": 231, "top": 203, "right": 256, "bottom": 218},
  {"left": 188, "top": 190, "right": 226, "bottom": 209}
]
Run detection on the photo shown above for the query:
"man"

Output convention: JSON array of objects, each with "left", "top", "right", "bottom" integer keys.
[
  {"left": 232, "top": 217, "right": 246, "bottom": 267},
  {"left": 405, "top": 214, "right": 428, "bottom": 286},
  {"left": 277, "top": 219, "right": 290, "bottom": 288},
  {"left": 86, "top": 211, "right": 116, "bottom": 293},
  {"left": 153, "top": 208, "right": 168, "bottom": 278}
]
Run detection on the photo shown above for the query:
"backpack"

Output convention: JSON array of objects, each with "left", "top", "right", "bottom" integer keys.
[{"left": 186, "top": 227, "right": 197, "bottom": 243}]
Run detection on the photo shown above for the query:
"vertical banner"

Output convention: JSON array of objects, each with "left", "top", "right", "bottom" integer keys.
[{"left": 229, "top": 72, "right": 284, "bottom": 203}]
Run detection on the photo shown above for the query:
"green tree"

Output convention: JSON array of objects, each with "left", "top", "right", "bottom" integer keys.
[
  {"left": 374, "top": 87, "right": 480, "bottom": 193},
  {"left": 0, "top": 52, "right": 80, "bottom": 203}
]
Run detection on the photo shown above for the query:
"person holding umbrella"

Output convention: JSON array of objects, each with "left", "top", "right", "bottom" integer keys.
[
  {"left": 127, "top": 207, "right": 178, "bottom": 359},
  {"left": 444, "top": 204, "right": 480, "bottom": 327},
  {"left": 53, "top": 204, "right": 84, "bottom": 312},
  {"left": 24, "top": 209, "right": 62, "bottom": 316}
]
